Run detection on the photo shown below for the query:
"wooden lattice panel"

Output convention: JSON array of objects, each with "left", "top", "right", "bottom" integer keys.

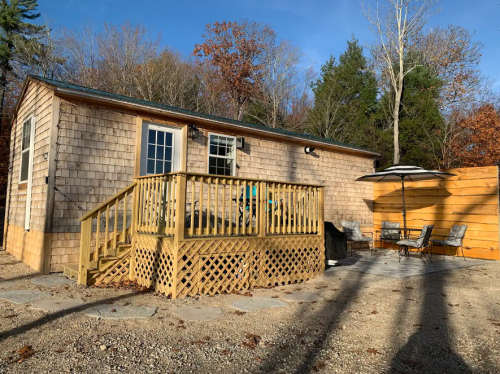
[
  {"left": 94, "top": 251, "right": 131, "bottom": 285},
  {"left": 134, "top": 235, "right": 176, "bottom": 296},
  {"left": 132, "top": 234, "right": 324, "bottom": 298},
  {"left": 176, "top": 235, "right": 324, "bottom": 298}
]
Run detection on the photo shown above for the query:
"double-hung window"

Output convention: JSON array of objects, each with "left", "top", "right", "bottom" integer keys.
[
  {"left": 208, "top": 133, "right": 236, "bottom": 176},
  {"left": 20, "top": 117, "right": 34, "bottom": 183}
]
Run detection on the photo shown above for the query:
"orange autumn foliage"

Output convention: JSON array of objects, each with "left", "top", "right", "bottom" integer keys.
[{"left": 453, "top": 104, "right": 500, "bottom": 167}]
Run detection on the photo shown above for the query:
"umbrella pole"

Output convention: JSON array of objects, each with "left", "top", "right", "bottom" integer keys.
[{"left": 401, "top": 177, "right": 407, "bottom": 238}]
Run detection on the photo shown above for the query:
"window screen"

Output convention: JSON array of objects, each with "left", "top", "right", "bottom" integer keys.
[{"left": 208, "top": 134, "right": 236, "bottom": 176}]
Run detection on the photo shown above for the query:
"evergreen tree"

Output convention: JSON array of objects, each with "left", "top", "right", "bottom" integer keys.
[
  {"left": 376, "top": 65, "right": 443, "bottom": 168},
  {"left": 0, "top": 0, "right": 45, "bottom": 132},
  {"left": 308, "top": 37, "right": 377, "bottom": 144}
]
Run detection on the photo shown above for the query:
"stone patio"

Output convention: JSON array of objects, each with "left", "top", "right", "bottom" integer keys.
[{"left": 330, "top": 250, "right": 490, "bottom": 279}]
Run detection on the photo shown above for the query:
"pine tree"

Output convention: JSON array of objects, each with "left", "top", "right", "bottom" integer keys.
[
  {"left": 376, "top": 65, "right": 443, "bottom": 168},
  {"left": 308, "top": 37, "right": 377, "bottom": 145},
  {"left": 0, "top": 0, "right": 45, "bottom": 132}
]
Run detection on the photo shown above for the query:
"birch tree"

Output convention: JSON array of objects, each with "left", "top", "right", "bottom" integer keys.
[{"left": 362, "top": 0, "right": 439, "bottom": 164}]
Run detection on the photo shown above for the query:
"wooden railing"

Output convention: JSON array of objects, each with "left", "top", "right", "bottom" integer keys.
[
  {"left": 134, "top": 172, "right": 324, "bottom": 239},
  {"left": 78, "top": 182, "right": 137, "bottom": 284},
  {"left": 78, "top": 172, "right": 324, "bottom": 284}
]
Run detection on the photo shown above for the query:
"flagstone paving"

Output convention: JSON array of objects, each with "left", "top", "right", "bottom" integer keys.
[
  {"left": 0, "top": 290, "right": 51, "bottom": 304},
  {"left": 173, "top": 306, "right": 223, "bottom": 321},
  {"left": 282, "top": 291, "right": 323, "bottom": 302},
  {"left": 332, "top": 250, "right": 489, "bottom": 278},
  {"left": 230, "top": 297, "right": 288, "bottom": 312},
  {"left": 30, "top": 298, "right": 85, "bottom": 312},
  {"left": 85, "top": 305, "right": 157, "bottom": 319},
  {"left": 31, "top": 275, "right": 75, "bottom": 287},
  {"left": 0, "top": 280, "right": 19, "bottom": 289}
]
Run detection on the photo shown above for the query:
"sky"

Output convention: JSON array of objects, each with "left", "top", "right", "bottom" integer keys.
[{"left": 39, "top": 0, "right": 500, "bottom": 91}]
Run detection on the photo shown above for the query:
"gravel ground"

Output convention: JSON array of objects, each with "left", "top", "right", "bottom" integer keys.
[{"left": 0, "top": 251, "right": 499, "bottom": 374}]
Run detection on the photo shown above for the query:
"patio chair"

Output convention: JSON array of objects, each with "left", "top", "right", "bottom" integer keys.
[
  {"left": 430, "top": 225, "right": 467, "bottom": 261},
  {"left": 397, "top": 225, "right": 434, "bottom": 263},
  {"left": 378, "top": 221, "right": 401, "bottom": 252},
  {"left": 341, "top": 221, "right": 373, "bottom": 256}
]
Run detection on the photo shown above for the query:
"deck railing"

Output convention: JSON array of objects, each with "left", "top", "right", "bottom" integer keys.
[
  {"left": 134, "top": 172, "right": 325, "bottom": 239},
  {"left": 78, "top": 172, "right": 324, "bottom": 284}
]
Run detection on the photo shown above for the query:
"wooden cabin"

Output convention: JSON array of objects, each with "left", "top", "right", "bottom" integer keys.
[{"left": 3, "top": 76, "right": 377, "bottom": 298}]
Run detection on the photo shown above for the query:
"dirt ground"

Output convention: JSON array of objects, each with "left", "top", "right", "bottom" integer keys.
[{"left": 0, "top": 250, "right": 499, "bottom": 374}]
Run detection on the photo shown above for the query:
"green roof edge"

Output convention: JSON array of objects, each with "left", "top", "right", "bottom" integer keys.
[{"left": 30, "top": 75, "right": 378, "bottom": 156}]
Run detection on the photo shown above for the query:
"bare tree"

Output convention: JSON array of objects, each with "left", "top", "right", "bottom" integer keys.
[{"left": 362, "top": 0, "right": 439, "bottom": 164}]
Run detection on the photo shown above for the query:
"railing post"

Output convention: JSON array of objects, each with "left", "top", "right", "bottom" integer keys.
[
  {"left": 131, "top": 183, "right": 138, "bottom": 235},
  {"left": 259, "top": 182, "right": 266, "bottom": 237},
  {"left": 318, "top": 187, "right": 325, "bottom": 236},
  {"left": 174, "top": 173, "right": 187, "bottom": 241},
  {"left": 78, "top": 218, "right": 92, "bottom": 285}
]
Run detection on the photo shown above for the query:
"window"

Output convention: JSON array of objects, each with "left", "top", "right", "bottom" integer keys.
[
  {"left": 20, "top": 118, "right": 33, "bottom": 183},
  {"left": 208, "top": 133, "right": 236, "bottom": 176},
  {"left": 146, "top": 128, "right": 174, "bottom": 174}
]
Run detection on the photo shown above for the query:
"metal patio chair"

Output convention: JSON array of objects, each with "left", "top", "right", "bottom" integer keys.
[
  {"left": 341, "top": 221, "right": 373, "bottom": 256},
  {"left": 430, "top": 225, "right": 467, "bottom": 261},
  {"left": 397, "top": 225, "right": 434, "bottom": 263},
  {"left": 378, "top": 221, "right": 401, "bottom": 252}
]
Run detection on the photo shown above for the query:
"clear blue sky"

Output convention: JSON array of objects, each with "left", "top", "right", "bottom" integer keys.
[{"left": 39, "top": 0, "right": 500, "bottom": 91}]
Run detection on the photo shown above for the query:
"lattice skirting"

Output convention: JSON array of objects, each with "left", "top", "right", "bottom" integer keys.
[
  {"left": 132, "top": 234, "right": 325, "bottom": 299},
  {"left": 134, "top": 235, "right": 176, "bottom": 296}
]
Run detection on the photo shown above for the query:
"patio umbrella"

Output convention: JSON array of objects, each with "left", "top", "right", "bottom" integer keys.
[{"left": 356, "top": 165, "right": 456, "bottom": 236}]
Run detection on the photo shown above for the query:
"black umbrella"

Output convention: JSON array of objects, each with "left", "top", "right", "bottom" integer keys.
[{"left": 356, "top": 165, "right": 456, "bottom": 237}]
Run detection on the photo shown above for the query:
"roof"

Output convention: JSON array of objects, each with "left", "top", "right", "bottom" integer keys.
[{"left": 27, "top": 75, "right": 379, "bottom": 157}]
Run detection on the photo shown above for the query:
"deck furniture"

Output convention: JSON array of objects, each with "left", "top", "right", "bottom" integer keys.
[
  {"left": 430, "top": 225, "right": 467, "bottom": 261},
  {"left": 397, "top": 225, "right": 434, "bottom": 262},
  {"left": 377, "top": 221, "right": 401, "bottom": 250},
  {"left": 341, "top": 221, "right": 373, "bottom": 256}
]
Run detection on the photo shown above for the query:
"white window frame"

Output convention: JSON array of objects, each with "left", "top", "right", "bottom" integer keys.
[
  {"left": 19, "top": 115, "right": 36, "bottom": 230},
  {"left": 207, "top": 132, "right": 237, "bottom": 176},
  {"left": 19, "top": 116, "right": 35, "bottom": 184}
]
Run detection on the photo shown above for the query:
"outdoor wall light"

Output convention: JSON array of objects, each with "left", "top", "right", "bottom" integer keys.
[
  {"left": 188, "top": 124, "right": 199, "bottom": 141},
  {"left": 304, "top": 146, "right": 316, "bottom": 154},
  {"left": 43, "top": 153, "right": 49, "bottom": 160}
]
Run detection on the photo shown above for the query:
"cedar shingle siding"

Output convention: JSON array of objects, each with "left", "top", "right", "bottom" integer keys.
[{"left": 4, "top": 79, "right": 375, "bottom": 272}]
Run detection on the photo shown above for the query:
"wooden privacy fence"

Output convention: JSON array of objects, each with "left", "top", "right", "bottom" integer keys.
[{"left": 373, "top": 166, "right": 499, "bottom": 260}]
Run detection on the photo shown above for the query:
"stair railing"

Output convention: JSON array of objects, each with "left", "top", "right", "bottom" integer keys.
[{"left": 78, "top": 182, "right": 138, "bottom": 285}]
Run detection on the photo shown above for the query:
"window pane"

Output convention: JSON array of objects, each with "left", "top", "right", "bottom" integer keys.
[
  {"left": 165, "top": 147, "right": 172, "bottom": 161},
  {"left": 147, "top": 159, "right": 155, "bottom": 174},
  {"left": 164, "top": 161, "right": 172, "bottom": 173},
  {"left": 147, "top": 144, "right": 155, "bottom": 159},
  {"left": 209, "top": 145, "right": 217, "bottom": 155},
  {"left": 22, "top": 120, "right": 31, "bottom": 150},
  {"left": 148, "top": 129, "right": 157, "bottom": 144},
  {"left": 165, "top": 132, "right": 173, "bottom": 147},
  {"left": 156, "top": 160, "right": 163, "bottom": 174},
  {"left": 157, "top": 131, "right": 165, "bottom": 146},
  {"left": 20, "top": 151, "right": 29, "bottom": 181},
  {"left": 218, "top": 145, "right": 227, "bottom": 157},
  {"left": 156, "top": 146, "right": 164, "bottom": 160}
]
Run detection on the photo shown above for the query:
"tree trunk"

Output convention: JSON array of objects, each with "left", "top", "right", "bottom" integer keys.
[
  {"left": 393, "top": 51, "right": 404, "bottom": 165},
  {"left": 0, "top": 68, "right": 6, "bottom": 135}
]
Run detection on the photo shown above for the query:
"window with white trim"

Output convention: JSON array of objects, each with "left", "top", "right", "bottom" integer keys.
[
  {"left": 19, "top": 118, "right": 33, "bottom": 183},
  {"left": 208, "top": 133, "right": 236, "bottom": 176}
]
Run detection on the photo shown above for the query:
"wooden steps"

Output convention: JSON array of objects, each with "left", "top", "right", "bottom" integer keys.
[{"left": 63, "top": 243, "right": 132, "bottom": 285}]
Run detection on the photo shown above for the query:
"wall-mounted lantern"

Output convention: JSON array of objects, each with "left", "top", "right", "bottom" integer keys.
[
  {"left": 188, "top": 124, "right": 199, "bottom": 141},
  {"left": 304, "top": 146, "right": 315, "bottom": 154},
  {"left": 236, "top": 137, "right": 245, "bottom": 149}
]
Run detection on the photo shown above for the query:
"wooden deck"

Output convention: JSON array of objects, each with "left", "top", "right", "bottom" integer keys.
[{"left": 71, "top": 172, "right": 325, "bottom": 298}]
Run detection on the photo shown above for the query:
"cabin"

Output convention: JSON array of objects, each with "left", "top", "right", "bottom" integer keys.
[{"left": 3, "top": 76, "right": 377, "bottom": 298}]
